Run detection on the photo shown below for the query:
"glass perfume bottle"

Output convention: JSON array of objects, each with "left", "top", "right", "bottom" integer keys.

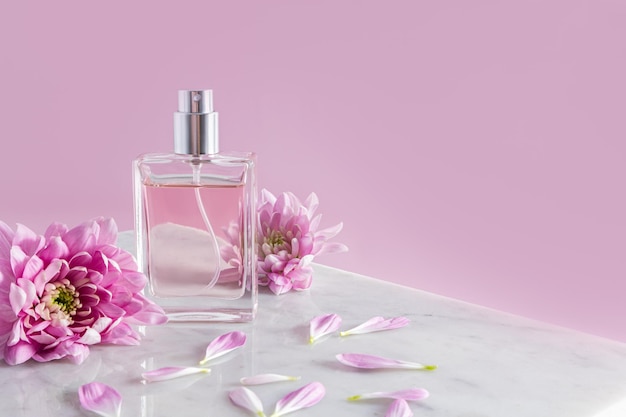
[{"left": 133, "top": 90, "right": 257, "bottom": 322}]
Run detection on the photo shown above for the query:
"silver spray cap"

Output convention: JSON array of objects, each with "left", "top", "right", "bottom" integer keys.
[{"left": 173, "top": 90, "right": 219, "bottom": 155}]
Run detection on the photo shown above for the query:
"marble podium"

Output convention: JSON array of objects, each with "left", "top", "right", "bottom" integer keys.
[{"left": 0, "top": 232, "right": 625, "bottom": 416}]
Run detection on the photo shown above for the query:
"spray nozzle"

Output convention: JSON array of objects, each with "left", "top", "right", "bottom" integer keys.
[
  {"left": 174, "top": 89, "right": 219, "bottom": 155},
  {"left": 178, "top": 90, "right": 213, "bottom": 114}
]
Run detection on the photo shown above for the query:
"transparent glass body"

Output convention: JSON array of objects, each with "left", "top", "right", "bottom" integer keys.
[{"left": 133, "top": 151, "right": 257, "bottom": 322}]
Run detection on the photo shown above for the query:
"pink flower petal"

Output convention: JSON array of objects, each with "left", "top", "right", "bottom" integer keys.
[
  {"left": 13, "top": 224, "right": 45, "bottom": 255},
  {"left": 199, "top": 331, "right": 247, "bottom": 365},
  {"left": 94, "top": 217, "right": 118, "bottom": 245},
  {"left": 142, "top": 366, "right": 210, "bottom": 382},
  {"left": 20, "top": 254, "right": 44, "bottom": 281},
  {"left": 229, "top": 386, "right": 267, "bottom": 417},
  {"left": 297, "top": 254, "right": 314, "bottom": 268},
  {"left": 98, "top": 302, "right": 127, "bottom": 320},
  {"left": 0, "top": 222, "right": 14, "bottom": 278},
  {"left": 297, "top": 234, "right": 314, "bottom": 256},
  {"left": 315, "top": 222, "right": 344, "bottom": 241},
  {"left": 124, "top": 293, "right": 168, "bottom": 325},
  {"left": 271, "top": 382, "right": 325, "bottom": 417},
  {"left": 240, "top": 374, "right": 301, "bottom": 385},
  {"left": 290, "top": 238, "right": 300, "bottom": 257},
  {"left": 386, "top": 399, "right": 414, "bottom": 417},
  {"left": 63, "top": 222, "right": 97, "bottom": 255},
  {"left": 347, "top": 388, "right": 429, "bottom": 401},
  {"left": 290, "top": 272, "right": 312, "bottom": 291},
  {"left": 38, "top": 236, "right": 70, "bottom": 263},
  {"left": 309, "top": 313, "right": 342, "bottom": 344},
  {"left": 308, "top": 216, "right": 321, "bottom": 236},
  {"left": 78, "top": 382, "right": 122, "bottom": 417},
  {"left": 8, "top": 282, "right": 26, "bottom": 315},
  {"left": 7, "top": 319, "right": 23, "bottom": 346},
  {"left": 116, "top": 270, "right": 148, "bottom": 293},
  {"left": 335, "top": 353, "right": 437, "bottom": 370},
  {"left": 261, "top": 188, "right": 277, "bottom": 205},
  {"left": 315, "top": 241, "right": 349, "bottom": 256},
  {"left": 34, "top": 259, "right": 63, "bottom": 297},
  {"left": 9, "top": 246, "right": 27, "bottom": 279},
  {"left": 91, "top": 317, "right": 114, "bottom": 333},
  {"left": 0, "top": 220, "right": 14, "bottom": 248},
  {"left": 303, "top": 192, "right": 319, "bottom": 216},
  {"left": 77, "top": 328, "right": 102, "bottom": 345},
  {"left": 268, "top": 212, "right": 282, "bottom": 232},
  {"left": 34, "top": 340, "right": 90, "bottom": 364},
  {"left": 100, "top": 321, "right": 141, "bottom": 346},
  {"left": 43, "top": 222, "right": 68, "bottom": 239},
  {"left": 17, "top": 278, "right": 36, "bottom": 305},
  {"left": 274, "top": 193, "right": 290, "bottom": 217},
  {"left": 269, "top": 283, "right": 292, "bottom": 295},
  {"left": 4, "top": 340, "right": 38, "bottom": 365},
  {"left": 340, "top": 316, "right": 410, "bottom": 337}
]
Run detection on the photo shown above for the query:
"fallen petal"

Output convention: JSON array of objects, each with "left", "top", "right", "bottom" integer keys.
[
  {"left": 200, "top": 331, "right": 246, "bottom": 365},
  {"left": 347, "top": 388, "right": 429, "bottom": 401},
  {"left": 229, "top": 387, "right": 267, "bottom": 417},
  {"left": 386, "top": 399, "right": 414, "bottom": 417},
  {"left": 78, "top": 382, "right": 122, "bottom": 417},
  {"left": 142, "top": 366, "right": 210, "bottom": 382},
  {"left": 240, "top": 374, "right": 301, "bottom": 385},
  {"left": 271, "top": 382, "right": 325, "bottom": 417},
  {"left": 309, "top": 313, "right": 341, "bottom": 344},
  {"left": 336, "top": 353, "right": 437, "bottom": 370},
  {"left": 340, "top": 316, "right": 410, "bottom": 336}
]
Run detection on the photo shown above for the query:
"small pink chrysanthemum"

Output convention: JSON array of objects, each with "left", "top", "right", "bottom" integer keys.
[
  {"left": 0, "top": 217, "right": 167, "bottom": 365},
  {"left": 257, "top": 189, "right": 348, "bottom": 295}
]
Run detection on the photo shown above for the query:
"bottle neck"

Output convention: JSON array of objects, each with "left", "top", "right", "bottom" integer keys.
[{"left": 173, "top": 111, "right": 219, "bottom": 155}]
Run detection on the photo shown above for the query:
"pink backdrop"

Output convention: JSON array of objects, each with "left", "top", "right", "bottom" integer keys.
[{"left": 1, "top": 1, "right": 624, "bottom": 342}]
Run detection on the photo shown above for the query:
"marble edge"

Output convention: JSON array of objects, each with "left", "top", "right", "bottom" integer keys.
[{"left": 311, "top": 262, "right": 626, "bottom": 349}]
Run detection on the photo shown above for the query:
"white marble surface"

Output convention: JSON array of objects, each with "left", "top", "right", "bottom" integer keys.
[{"left": 1, "top": 233, "right": 626, "bottom": 416}]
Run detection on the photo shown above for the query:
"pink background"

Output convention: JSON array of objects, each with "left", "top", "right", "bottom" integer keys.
[{"left": 1, "top": 2, "right": 624, "bottom": 342}]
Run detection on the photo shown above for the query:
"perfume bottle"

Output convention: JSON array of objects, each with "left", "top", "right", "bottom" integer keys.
[{"left": 133, "top": 90, "right": 257, "bottom": 322}]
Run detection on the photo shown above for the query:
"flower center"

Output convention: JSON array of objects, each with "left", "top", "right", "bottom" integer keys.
[
  {"left": 40, "top": 278, "right": 82, "bottom": 325},
  {"left": 267, "top": 230, "right": 285, "bottom": 247},
  {"left": 53, "top": 286, "right": 78, "bottom": 315}
]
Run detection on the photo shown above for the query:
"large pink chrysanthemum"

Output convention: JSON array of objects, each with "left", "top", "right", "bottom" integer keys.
[
  {"left": 257, "top": 190, "right": 348, "bottom": 295},
  {"left": 0, "top": 217, "right": 167, "bottom": 365}
]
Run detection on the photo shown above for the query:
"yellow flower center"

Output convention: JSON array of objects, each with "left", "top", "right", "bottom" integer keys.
[
  {"left": 39, "top": 278, "right": 82, "bottom": 325},
  {"left": 267, "top": 230, "right": 285, "bottom": 247},
  {"left": 53, "top": 286, "right": 78, "bottom": 315}
]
